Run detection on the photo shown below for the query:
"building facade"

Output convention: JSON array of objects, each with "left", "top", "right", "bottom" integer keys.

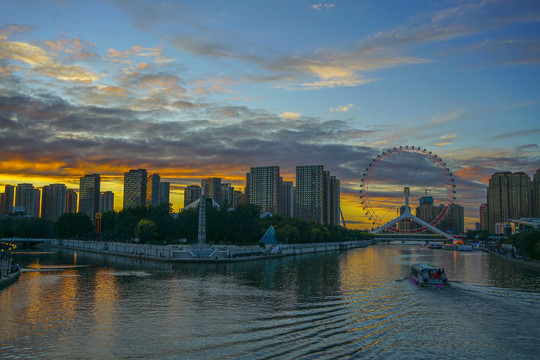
[
  {"left": 79, "top": 174, "right": 101, "bottom": 220},
  {"left": 147, "top": 174, "right": 160, "bottom": 207},
  {"left": 159, "top": 182, "right": 170, "bottom": 205},
  {"left": 487, "top": 171, "right": 530, "bottom": 234},
  {"left": 438, "top": 203, "right": 464, "bottom": 234},
  {"left": 99, "top": 191, "right": 114, "bottom": 213},
  {"left": 0, "top": 185, "right": 14, "bottom": 215},
  {"left": 295, "top": 165, "right": 341, "bottom": 225},
  {"left": 204, "top": 178, "right": 222, "bottom": 206},
  {"left": 15, "top": 183, "right": 36, "bottom": 216},
  {"left": 123, "top": 169, "right": 147, "bottom": 209},
  {"left": 41, "top": 184, "right": 67, "bottom": 221},
  {"left": 221, "top": 183, "right": 235, "bottom": 208},
  {"left": 416, "top": 196, "right": 438, "bottom": 225},
  {"left": 295, "top": 165, "right": 325, "bottom": 223},
  {"left": 248, "top": 166, "right": 280, "bottom": 214},
  {"left": 66, "top": 189, "right": 78, "bottom": 214},
  {"left": 33, "top": 189, "right": 41, "bottom": 218},
  {"left": 328, "top": 175, "right": 341, "bottom": 225},
  {"left": 479, "top": 203, "right": 488, "bottom": 232},
  {"left": 184, "top": 185, "right": 201, "bottom": 208},
  {"left": 279, "top": 180, "right": 294, "bottom": 218},
  {"left": 533, "top": 169, "right": 540, "bottom": 217}
]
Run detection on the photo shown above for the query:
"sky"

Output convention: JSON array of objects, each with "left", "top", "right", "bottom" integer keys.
[{"left": 1, "top": 0, "right": 539, "bottom": 230}]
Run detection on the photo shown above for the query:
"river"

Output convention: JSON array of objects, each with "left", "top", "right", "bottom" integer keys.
[{"left": 1, "top": 244, "right": 540, "bottom": 359}]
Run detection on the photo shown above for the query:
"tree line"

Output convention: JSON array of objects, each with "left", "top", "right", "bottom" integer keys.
[{"left": 0, "top": 201, "right": 372, "bottom": 245}]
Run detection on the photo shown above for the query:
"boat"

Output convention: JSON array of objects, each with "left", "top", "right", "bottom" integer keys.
[{"left": 409, "top": 264, "right": 449, "bottom": 287}]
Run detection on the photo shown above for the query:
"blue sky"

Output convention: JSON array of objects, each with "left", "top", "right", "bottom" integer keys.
[{"left": 1, "top": 0, "right": 539, "bottom": 229}]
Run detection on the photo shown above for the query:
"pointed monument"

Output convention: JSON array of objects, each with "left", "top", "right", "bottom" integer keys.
[{"left": 197, "top": 179, "right": 206, "bottom": 245}]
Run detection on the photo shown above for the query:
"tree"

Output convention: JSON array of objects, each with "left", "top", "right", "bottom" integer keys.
[
  {"left": 0, "top": 217, "right": 15, "bottom": 238},
  {"left": 513, "top": 231, "right": 540, "bottom": 260},
  {"left": 56, "top": 213, "right": 94, "bottom": 239},
  {"left": 135, "top": 219, "right": 158, "bottom": 243},
  {"left": 12, "top": 218, "right": 53, "bottom": 238}
]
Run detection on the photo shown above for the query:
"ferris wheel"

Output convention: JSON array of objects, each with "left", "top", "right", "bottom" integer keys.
[{"left": 359, "top": 146, "right": 456, "bottom": 233}]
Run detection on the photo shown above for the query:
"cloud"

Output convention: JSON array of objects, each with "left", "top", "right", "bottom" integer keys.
[
  {"left": 311, "top": 4, "right": 336, "bottom": 11},
  {"left": 0, "top": 91, "right": 376, "bottom": 183},
  {"left": 170, "top": 100, "right": 202, "bottom": 109},
  {"left": 330, "top": 104, "right": 354, "bottom": 112},
  {"left": 190, "top": 75, "right": 238, "bottom": 94},
  {"left": 0, "top": 35, "right": 100, "bottom": 82},
  {"left": 279, "top": 112, "right": 301, "bottom": 120},
  {"left": 0, "top": 24, "right": 35, "bottom": 37},
  {"left": 44, "top": 37, "right": 98, "bottom": 61},
  {"left": 106, "top": 45, "right": 170, "bottom": 64},
  {"left": 430, "top": 109, "right": 462, "bottom": 125},
  {"left": 491, "top": 129, "right": 540, "bottom": 140}
]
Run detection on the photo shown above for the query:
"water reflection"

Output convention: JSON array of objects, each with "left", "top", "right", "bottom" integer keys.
[{"left": 1, "top": 245, "right": 540, "bottom": 359}]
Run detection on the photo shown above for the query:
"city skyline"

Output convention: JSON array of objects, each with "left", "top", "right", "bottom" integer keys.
[{"left": 1, "top": 1, "right": 539, "bottom": 230}]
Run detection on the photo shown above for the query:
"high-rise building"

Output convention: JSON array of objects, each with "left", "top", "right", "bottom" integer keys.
[
  {"left": 487, "top": 171, "right": 530, "bottom": 234},
  {"left": 295, "top": 165, "right": 341, "bottom": 225},
  {"left": 248, "top": 166, "right": 280, "bottom": 214},
  {"left": 328, "top": 175, "right": 340, "bottom": 225},
  {"left": 438, "top": 203, "right": 464, "bottom": 234},
  {"left": 100, "top": 191, "right": 114, "bottom": 212},
  {"left": 159, "top": 182, "right": 170, "bottom": 205},
  {"left": 147, "top": 174, "right": 160, "bottom": 207},
  {"left": 33, "top": 189, "right": 41, "bottom": 218},
  {"left": 479, "top": 203, "right": 488, "bottom": 231},
  {"left": 41, "top": 184, "right": 67, "bottom": 221},
  {"left": 245, "top": 173, "right": 251, "bottom": 199},
  {"left": 0, "top": 193, "right": 5, "bottom": 216},
  {"left": 66, "top": 189, "right": 78, "bottom": 213},
  {"left": 280, "top": 181, "right": 294, "bottom": 218},
  {"left": 234, "top": 190, "right": 247, "bottom": 207},
  {"left": 204, "top": 178, "right": 222, "bottom": 206},
  {"left": 184, "top": 185, "right": 201, "bottom": 208},
  {"left": 0, "top": 185, "right": 14, "bottom": 215},
  {"left": 79, "top": 174, "right": 100, "bottom": 220},
  {"left": 15, "top": 183, "right": 36, "bottom": 216},
  {"left": 295, "top": 165, "right": 324, "bottom": 223},
  {"left": 532, "top": 169, "right": 540, "bottom": 217},
  {"left": 221, "top": 183, "right": 235, "bottom": 208},
  {"left": 123, "top": 169, "right": 147, "bottom": 209},
  {"left": 416, "top": 196, "right": 438, "bottom": 224}
]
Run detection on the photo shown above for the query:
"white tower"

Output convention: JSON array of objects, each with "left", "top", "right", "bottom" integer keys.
[{"left": 197, "top": 179, "right": 206, "bottom": 245}]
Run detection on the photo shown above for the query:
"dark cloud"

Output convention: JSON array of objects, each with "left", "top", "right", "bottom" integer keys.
[{"left": 0, "top": 92, "right": 376, "bottom": 181}]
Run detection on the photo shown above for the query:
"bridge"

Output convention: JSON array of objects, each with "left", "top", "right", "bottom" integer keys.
[
  {"left": 370, "top": 187, "right": 457, "bottom": 242},
  {"left": 373, "top": 233, "right": 452, "bottom": 243},
  {"left": 1, "top": 238, "right": 50, "bottom": 247}
]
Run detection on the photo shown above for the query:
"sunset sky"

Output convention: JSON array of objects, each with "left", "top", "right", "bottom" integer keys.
[{"left": 1, "top": 0, "right": 539, "bottom": 230}]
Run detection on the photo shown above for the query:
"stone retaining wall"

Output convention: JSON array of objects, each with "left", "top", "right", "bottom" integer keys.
[{"left": 48, "top": 239, "right": 374, "bottom": 262}]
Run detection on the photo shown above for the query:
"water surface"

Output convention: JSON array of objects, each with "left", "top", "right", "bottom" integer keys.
[{"left": 1, "top": 245, "right": 539, "bottom": 359}]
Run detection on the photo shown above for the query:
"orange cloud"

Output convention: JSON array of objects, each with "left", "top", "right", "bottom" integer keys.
[
  {"left": 106, "top": 46, "right": 170, "bottom": 64},
  {"left": 0, "top": 36, "right": 99, "bottom": 82},
  {"left": 454, "top": 166, "right": 490, "bottom": 183}
]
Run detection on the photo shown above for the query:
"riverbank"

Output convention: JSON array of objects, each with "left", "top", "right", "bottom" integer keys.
[
  {"left": 47, "top": 239, "right": 375, "bottom": 263},
  {"left": 483, "top": 248, "right": 540, "bottom": 272},
  {"left": 0, "top": 259, "right": 20, "bottom": 290}
]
